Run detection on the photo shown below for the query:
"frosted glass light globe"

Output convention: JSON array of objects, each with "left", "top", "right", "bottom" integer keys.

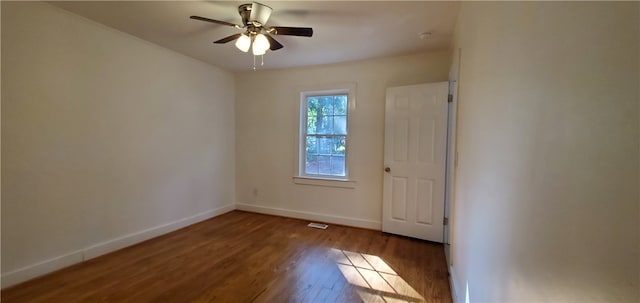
[
  {"left": 235, "top": 34, "right": 251, "bottom": 52},
  {"left": 252, "top": 34, "right": 270, "bottom": 55}
]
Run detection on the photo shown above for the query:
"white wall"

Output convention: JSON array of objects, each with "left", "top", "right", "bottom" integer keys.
[
  {"left": 1, "top": 2, "right": 235, "bottom": 287},
  {"left": 235, "top": 52, "right": 451, "bottom": 228},
  {"left": 450, "top": 2, "right": 639, "bottom": 302}
]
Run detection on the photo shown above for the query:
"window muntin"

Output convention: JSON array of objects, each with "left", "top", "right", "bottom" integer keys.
[{"left": 302, "top": 93, "right": 348, "bottom": 178}]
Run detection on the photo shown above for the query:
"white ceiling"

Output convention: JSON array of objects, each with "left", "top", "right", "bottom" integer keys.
[{"left": 51, "top": 1, "right": 460, "bottom": 72}]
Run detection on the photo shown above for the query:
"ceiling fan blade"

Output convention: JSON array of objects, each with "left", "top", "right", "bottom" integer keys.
[
  {"left": 190, "top": 16, "right": 242, "bottom": 29},
  {"left": 214, "top": 33, "right": 242, "bottom": 44},
  {"left": 269, "top": 26, "right": 313, "bottom": 37},
  {"left": 265, "top": 34, "right": 284, "bottom": 51}
]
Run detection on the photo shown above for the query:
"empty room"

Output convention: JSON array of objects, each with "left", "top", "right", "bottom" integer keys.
[{"left": 1, "top": 1, "right": 638, "bottom": 302}]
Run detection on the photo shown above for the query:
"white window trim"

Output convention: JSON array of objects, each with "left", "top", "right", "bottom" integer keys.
[
  {"left": 292, "top": 176, "right": 356, "bottom": 188},
  {"left": 294, "top": 83, "right": 356, "bottom": 186}
]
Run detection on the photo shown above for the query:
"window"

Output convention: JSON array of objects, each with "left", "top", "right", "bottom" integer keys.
[{"left": 299, "top": 89, "right": 350, "bottom": 180}]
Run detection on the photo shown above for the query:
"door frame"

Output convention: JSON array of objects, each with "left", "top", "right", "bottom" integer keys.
[{"left": 444, "top": 48, "right": 462, "bottom": 268}]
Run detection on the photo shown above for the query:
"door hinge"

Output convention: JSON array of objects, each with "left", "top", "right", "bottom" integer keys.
[
  {"left": 447, "top": 94, "right": 453, "bottom": 103},
  {"left": 443, "top": 217, "right": 449, "bottom": 225}
]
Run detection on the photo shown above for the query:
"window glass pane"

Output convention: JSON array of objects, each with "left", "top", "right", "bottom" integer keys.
[
  {"left": 306, "top": 97, "right": 319, "bottom": 134},
  {"left": 316, "top": 116, "right": 333, "bottom": 134},
  {"left": 333, "top": 115, "right": 347, "bottom": 135},
  {"left": 306, "top": 115, "right": 318, "bottom": 134},
  {"left": 332, "top": 136, "right": 346, "bottom": 155},
  {"left": 334, "top": 95, "right": 347, "bottom": 115},
  {"left": 318, "top": 136, "right": 332, "bottom": 155},
  {"left": 306, "top": 136, "right": 317, "bottom": 155},
  {"left": 307, "top": 97, "right": 320, "bottom": 115},
  {"left": 305, "top": 155, "right": 318, "bottom": 175},
  {"left": 320, "top": 96, "right": 334, "bottom": 115},
  {"left": 330, "top": 156, "right": 346, "bottom": 176},
  {"left": 318, "top": 155, "right": 331, "bottom": 175},
  {"left": 302, "top": 91, "right": 349, "bottom": 178}
]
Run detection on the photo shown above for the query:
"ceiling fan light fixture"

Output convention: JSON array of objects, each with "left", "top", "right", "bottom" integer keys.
[
  {"left": 252, "top": 33, "right": 270, "bottom": 55},
  {"left": 235, "top": 34, "right": 251, "bottom": 52},
  {"left": 190, "top": 2, "right": 313, "bottom": 69}
]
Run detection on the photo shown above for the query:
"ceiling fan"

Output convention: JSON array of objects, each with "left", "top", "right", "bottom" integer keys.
[{"left": 190, "top": 2, "right": 313, "bottom": 56}]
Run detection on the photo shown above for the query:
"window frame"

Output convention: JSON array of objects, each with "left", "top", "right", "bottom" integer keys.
[{"left": 296, "top": 85, "right": 355, "bottom": 183}]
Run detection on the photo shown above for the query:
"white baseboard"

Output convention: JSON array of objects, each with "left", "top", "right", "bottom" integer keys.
[
  {"left": 83, "top": 204, "right": 234, "bottom": 260},
  {"left": 1, "top": 204, "right": 235, "bottom": 289},
  {"left": 236, "top": 203, "right": 381, "bottom": 230},
  {"left": 449, "top": 265, "right": 462, "bottom": 303},
  {"left": 0, "top": 250, "right": 85, "bottom": 290}
]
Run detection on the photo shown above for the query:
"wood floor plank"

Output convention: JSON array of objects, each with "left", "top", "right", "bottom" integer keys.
[{"left": 2, "top": 211, "right": 452, "bottom": 303}]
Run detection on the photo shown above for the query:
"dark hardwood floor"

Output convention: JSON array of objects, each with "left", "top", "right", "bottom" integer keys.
[{"left": 2, "top": 211, "right": 452, "bottom": 303}]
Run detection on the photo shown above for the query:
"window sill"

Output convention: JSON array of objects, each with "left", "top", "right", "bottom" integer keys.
[{"left": 292, "top": 176, "right": 356, "bottom": 189}]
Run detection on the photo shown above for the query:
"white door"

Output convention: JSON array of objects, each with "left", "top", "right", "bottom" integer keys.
[{"left": 382, "top": 82, "right": 448, "bottom": 242}]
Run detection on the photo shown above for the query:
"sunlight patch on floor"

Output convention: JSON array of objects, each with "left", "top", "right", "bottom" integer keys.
[{"left": 331, "top": 248, "right": 425, "bottom": 303}]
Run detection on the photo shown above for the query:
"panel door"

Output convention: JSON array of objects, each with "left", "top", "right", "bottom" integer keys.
[{"left": 382, "top": 82, "right": 448, "bottom": 242}]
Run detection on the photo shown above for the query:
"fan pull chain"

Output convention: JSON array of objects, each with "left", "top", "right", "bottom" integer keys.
[{"left": 251, "top": 55, "right": 266, "bottom": 71}]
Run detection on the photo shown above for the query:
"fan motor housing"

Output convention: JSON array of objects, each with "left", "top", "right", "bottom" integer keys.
[
  {"left": 238, "top": 3, "right": 252, "bottom": 26},
  {"left": 238, "top": 2, "right": 273, "bottom": 27}
]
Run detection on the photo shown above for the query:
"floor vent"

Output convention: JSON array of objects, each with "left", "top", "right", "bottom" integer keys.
[{"left": 307, "top": 222, "right": 328, "bottom": 229}]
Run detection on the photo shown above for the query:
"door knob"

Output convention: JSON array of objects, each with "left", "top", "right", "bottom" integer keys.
[{"left": 385, "top": 167, "right": 391, "bottom": 173}]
